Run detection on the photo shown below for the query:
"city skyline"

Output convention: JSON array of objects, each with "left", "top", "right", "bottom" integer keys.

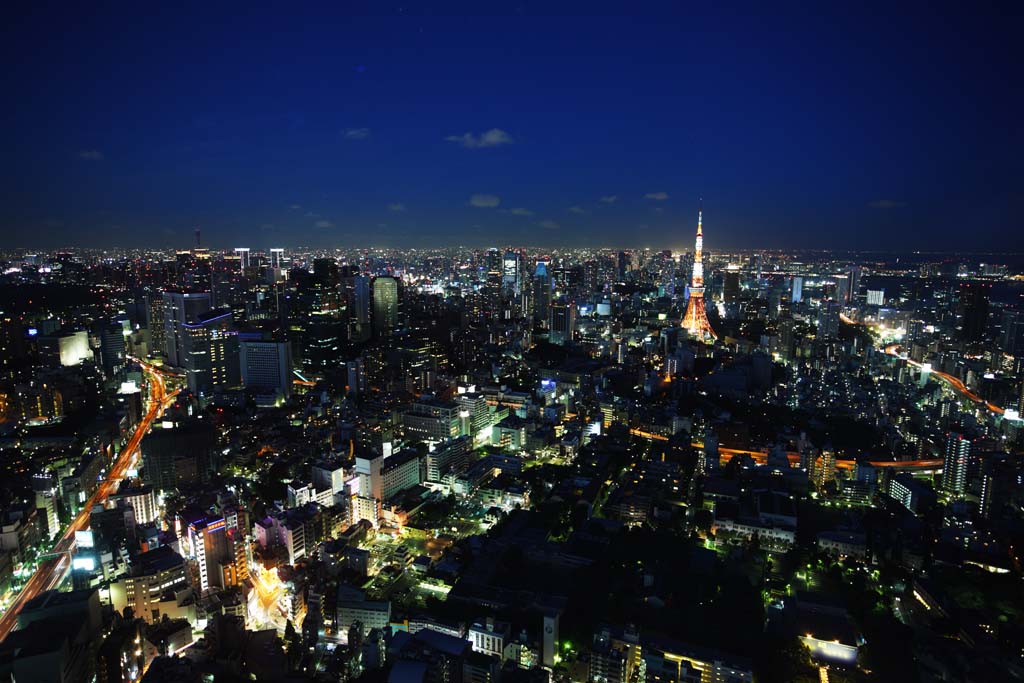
[{"left": 3, "top": 4, "right": 1021, "bottom": 251}]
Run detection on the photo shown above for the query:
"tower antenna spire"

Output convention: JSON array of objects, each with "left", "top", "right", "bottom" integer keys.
[{"left": 681, "top": 198, "right": 717, "bottom": 342}]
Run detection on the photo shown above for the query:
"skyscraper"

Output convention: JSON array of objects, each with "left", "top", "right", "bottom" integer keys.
[
  {"left": 680, "top": 201, "right": 716, "bottom": 341},
  {"left": 372, "top": 276, "right": 400, "bottom": 338},
  {"left": 533, "top": 261, "right": 552, "bottom": 325},
  {"left": 240, "top": 340, "right": 293, "bottom": 405},
  {"left": 942, "top": 432, "right": 970, "bottom": 494},
  {"left": 98, "top": 320, "right": 127, "bottom": 378},
  {"left": 549, "top": 299, "right": 575, "bottom": 346},
  {"left": 182, "top": 309, "right": 239, "bottom": 397},
  {"left": 791, "top": 276, "right": 803, "bottom": 304},
  {"left": 502, "top": 250, "right": 521, "bottom": 295},
  {"left": 816, "top": 300, "right": 841, "bottom": 340},
  {"left": 234, "top": 248, "right": 251, "bottom": 272},
  {"left": 958, "top": 281, "right": 991, "bottom": 343},
  {"left": 723, "top": 265, "right": 740, "bottom": 306},
  {"left": 270, "top": 248, "right": 284, "bottom": 270},
  {"left": 161, "top": 290, "right": 212, "bottom": 367}
]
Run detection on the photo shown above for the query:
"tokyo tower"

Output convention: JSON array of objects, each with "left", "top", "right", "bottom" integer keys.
[{"left": 681, "top": 200, "right": 717, "bottom": 341}]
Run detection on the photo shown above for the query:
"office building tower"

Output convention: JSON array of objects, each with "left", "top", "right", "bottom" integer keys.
[
  {"left": 958, "top": 281, "right": 991, "bottom": 343},
  {"left": 834, "top": 274, "right": 851, "bottom": 304},
  {"left": 980, "top": 457, "right": 1012, "bottom": 520},
  {"left": 502, "top": 250, "right": 521, "bottom": 295},
  {"left": 533, "top": 262, "right": 552, "bottom": 325},
  {"left": 723, "top": 265, "right": 740, "bottom": 305},
  {"left": 816, "top": 300, "right": 841, "bottom": 340},
  {"left": 98, "top": 321, "right": 127, "bottom": 377},
  {"left": 162, "top": 290, "right": 212, "bottom": 367},
  {"left": 182, "top": 308, "right": 239, "bottom": 397},
  {"left": 185, "top": 516, "right": 231, "bottom": 593},
  {"left": 32, "top": 474, "right": 60, "bottom": 541},
  {"left": 866, "top": 289, "right": 885, "bottom": 306},
  {"left": 234, "top": 248, "right": 251, "bottom": 272},
  {"left": 791, "top": 276, "right": 803, "bottom": 303},
  {"left": 142, "top": 421, "right": 218, "bottom": 492},
  {"left": 346, "top": 358, "right": 368, "bottom": 398},
  {"left": 372, "top": 276, "right": 400, "bottom": 338},
  {"left": 549, "top": 300, "right": 576, "bottom": 346},
  {"left": 681, "top": 201, "right": 716, "bottom": 341},
  {"left": 847, "top": 265, "right": 862, "bottom": 301},
  {"left": 240, "top": 340, "right": 293, "bottom": 405},
  {"left": 355, "top": 451, "right": 384, "bottom": 503},
  {"left": 146, "top": 295, "right": 166, "bottom": 358},
  {"left": 998, "top": 309, "right": 1024, "bottom": 356},
  {"left": 942, "top": 432, "right": 970, "bottom": 494},
  {"left": 270, "top": 248, "right": 284, "bottom": 269}
]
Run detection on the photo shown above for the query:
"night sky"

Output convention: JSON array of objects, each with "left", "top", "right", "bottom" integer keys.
[{"left": 2, "top": 3, "right": 1021, "bottom": 251}]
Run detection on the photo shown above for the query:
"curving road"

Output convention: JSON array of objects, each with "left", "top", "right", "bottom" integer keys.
[
  {"left": 0, "top": 359, "right": 177, "bottom": 641},
  {"left": 883, "top": 344, "right": 1004, "bottom": 415}
]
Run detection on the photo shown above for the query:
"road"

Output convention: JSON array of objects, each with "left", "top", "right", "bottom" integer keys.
[
  {"left": 628, "top": 432, "right": 943, "bottom": 471},
  {"left": 0, "top": 359, "right": 177, "bottom": 642},
  {"left": 883, "top": 344, "right": 1005, "bottom": 415}
]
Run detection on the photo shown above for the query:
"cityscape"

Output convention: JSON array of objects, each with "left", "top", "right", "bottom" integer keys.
[{"left": 1, "top": 5, "right": 1022, "bottom": 683}]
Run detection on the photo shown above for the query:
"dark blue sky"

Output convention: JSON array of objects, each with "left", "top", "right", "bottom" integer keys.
[{"left": 2, "top": 2, "right": 1021, "bottom": 251}]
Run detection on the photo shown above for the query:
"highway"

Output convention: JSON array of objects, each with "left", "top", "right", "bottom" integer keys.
[
  {"left": 628, "top": 432, "right": 943, "bottom": 471},
  {"left": 882, "top": 344, "right": 1005, "bottom": 415},
  {"left": 0, "top": 359, "right": 177, "bottom": 642}
]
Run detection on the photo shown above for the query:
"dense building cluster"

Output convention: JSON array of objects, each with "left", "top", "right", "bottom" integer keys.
[{"left": 0, "top": 237, "right": 1021, "bottom": 683}]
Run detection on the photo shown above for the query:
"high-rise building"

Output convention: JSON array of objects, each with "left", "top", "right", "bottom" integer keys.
[
  {"left": 723, "top": 265, "right": 740, "bottom": 306},
  {"left": 98, "top": 321, "right": 127, "bottom": 378},
  {"left": 346, "top": 358, "right": 368, "bottom": 398},
  {"left": 182, "top": 309, "right": 239, "bottom": 397},
  {"left": 533, "top": 262, "right": 552, "bottom": 325},
  {"left": 502, "top": 250, "right": 521, "bottom": 295},
  {"left": 680, "top": 201, "right": 716, "bottom": 341},
  {"left": 161, "top": 290, "right": 212, "bottom": 367},
  {"left": 958, "top": 281, "right": 991, "bottom": 343},
  {"left": 372, "top": 276, "right": 400, "bottom": 338},
  {"left": 791, "top": 276, "right": 803, "bottom": 303},
  {"left": 942, "top": 432, "right": 970, "bottom": 494},
  {"left": 834, "top": 274, "right": 851, "bottom": 304},
  {"left": 233, "top": 248, "right": 251, "bottom": 272},
  {"left": 998, "top": 309, "right": 1024, "bottom": 356},
  {"left": 816, "top": 300, "right": 841, "bottom": 340},
  {"left": 866, "top": 289, "right": 885, "bottom": 306},
  {"left": 980, "top": 457, "right": 1013, "bottom": 520},
  {"left": 549, "top": 300, "right": 576, "bottom": 346},
  {"left": 240, "top": 340, "right": 293, "bottom": 405},
  {"left": 146, "top": 295, "right": 166, "bottom": 359},
  {"left": 847, "top": 265, "right": 862, "bottom": 301},
  {"left": 185, "top": 515, "right": 231, "bottom": 593},
  {"left": 270, "top": 248, "right": 284, "bottom": 269}
]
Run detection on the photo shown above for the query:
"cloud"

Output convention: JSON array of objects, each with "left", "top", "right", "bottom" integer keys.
[
  {"left": 599, "top": 195, "right": 618, "bottom": 204},
  {"left": 568, "top": 205, "right": 587, "bottom": 214},
  {"left": 79, "top": 149, "right": 104, "bottom": 161},
  {"left": 539, "top": 220, "right": 560, "bottom": 230},
  {"left": 289, "top": 204, "right": 302, "bottom": 210},
  {"left": 388, "top": 203, "right": 407, "bottom": 212},
  {"left": 446, "top": 128, "right": 514, "bottom": 149},
  {"left": 644, "top": 191, "right": 669, "bottom": 200},
  {"left": 652, "top": 207, "right": 664, "bottom": 215},
  {"left": 509, "top": 207, "right": 534, "bottom": 216},
  {"left": 868, "top": 199, "right": 907, "bottom": 209},
  {"left": 314, "top": 220, "right": 334, "bottom": 228},
  {"left": 469, "top": 193, "right": 501, "bottom": 208},
  {"left": 343, "top": 128, "right": 371, "bottom": 140}
]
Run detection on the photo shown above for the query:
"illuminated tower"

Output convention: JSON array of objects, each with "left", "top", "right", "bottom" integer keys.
[{"left": 681, "top": 201, "right": 717, "bottom": 341}]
